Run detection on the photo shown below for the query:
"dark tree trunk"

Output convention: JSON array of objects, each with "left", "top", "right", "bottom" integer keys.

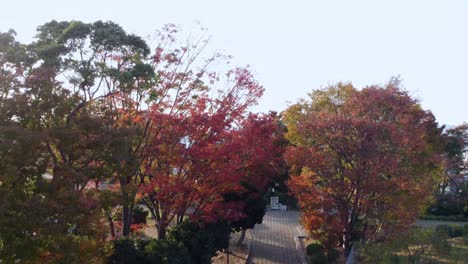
[
  {"left": 157, "top": 223, "right": 167, "bottom": 240},
  {"left": 122, "top": 204, "right": 132, "bottom": 237},
  {"left": 236, "top": 229, "right": 247, "bottom": 246},
  {"left": 106, "top": 211, "right": 116, "bottom": 239}
]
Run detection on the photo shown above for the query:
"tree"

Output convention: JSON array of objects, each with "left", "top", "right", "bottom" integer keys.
[
  {"left": 284, "top": 81, "right": 444, "bottom": 255},
  {"left": 133, "top": 26, "right": 268, "bottom": 239},
  {"left": 0, "top": 20, "right": 154, "bottom": 239},
  {"left": 0, "top": 21, "right": 273, "bottom": 261},
  {"left": 225, "top": 113, "right": 286, "bottom": 245},
  {"left": 0, "top": 27, "right": 109, "bottom": 262},
  {"left": 429, "top": 124, "right": 468, "bottom": 216}
]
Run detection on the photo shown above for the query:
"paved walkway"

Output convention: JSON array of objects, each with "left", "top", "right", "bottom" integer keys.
[{"left": 248, "top": 210, "right": 302, "bottom": 264}]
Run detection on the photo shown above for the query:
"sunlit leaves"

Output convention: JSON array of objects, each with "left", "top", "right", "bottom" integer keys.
[{"left": 286, "top": 81, "right": 444, "bottom": 252}]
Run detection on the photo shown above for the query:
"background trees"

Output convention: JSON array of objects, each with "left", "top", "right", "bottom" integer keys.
[
  {"left": 428, "top": 124, "right": 468, "bottom": 219},
  {"left": 284, "top": 81, "right": 444, "bottom": 254}
]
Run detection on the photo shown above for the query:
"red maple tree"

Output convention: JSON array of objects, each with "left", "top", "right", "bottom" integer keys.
[{"left": 285, "top": 81, "right": 444, "bottom": 253}]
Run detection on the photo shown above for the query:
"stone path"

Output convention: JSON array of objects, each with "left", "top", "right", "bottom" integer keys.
[{"left": 248, "top": 210, "right": 302, "bottom": 264}]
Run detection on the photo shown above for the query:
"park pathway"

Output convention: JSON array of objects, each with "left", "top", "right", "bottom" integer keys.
[{"left": 248, "top": 210, "right": 303, "bottom": 264}]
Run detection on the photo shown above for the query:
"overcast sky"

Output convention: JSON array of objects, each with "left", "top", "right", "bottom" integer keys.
[{"left": 1, "top": 0, "right": 467, "bottom": 125}]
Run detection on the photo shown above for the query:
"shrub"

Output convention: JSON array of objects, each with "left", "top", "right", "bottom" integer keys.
[
  {"left": 435, "top": 224, "right": 464, "bottom": 238},
  {"left": 108, "top": 238, "right": 145, "bottom": 264},
  {"left": 419, "top": 214, "right": 468, "bottom": 222},
  {"left": 463, "top": 224, "right": 468, "bottom": 243},
  {"left": 326, "top": 247, "right": 340, "bottom": 262},
  {"left": 306, "top": 243, "right": 326, "bottom": 264},
  {"left": 132, "top": 206, "right": 149, "bottom": 224},
  {"left": 144, "top": 239, "right": 190, "bottom": 264},
  {"left": 450, "top": 226, "right": 464, "bottom": 238},
  {"left": 135, "top": 239, "right": 150, "bottom": 252},
  {"left": 168, "top": 220, "right": 230, "bottom": 264},
  {"left": 435, "top": 225, "right": 450, "bottom": 235},
  {"left": 431, "top": 229, "right": 451, "bottom": 255},
  {"left": 357, "top": 228, "right": 432, "bottom": 264}
]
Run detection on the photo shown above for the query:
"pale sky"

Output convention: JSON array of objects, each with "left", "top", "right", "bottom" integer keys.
[{"left": 1, "top": 0, "right": 467, "bottom": 125}]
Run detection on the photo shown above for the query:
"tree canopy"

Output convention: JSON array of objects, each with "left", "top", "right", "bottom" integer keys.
[{"left": 284, "top": 81, "right": 444, "bottom": 253}]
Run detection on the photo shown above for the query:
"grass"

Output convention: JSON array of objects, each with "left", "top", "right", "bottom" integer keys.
[{"left": 390, "top": 237, "right": 468, "bottom": 264}]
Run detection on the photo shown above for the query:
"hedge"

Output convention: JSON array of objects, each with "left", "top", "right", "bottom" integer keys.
[{"left": 419, "top": 215, "right": 468, "bottom": 222}]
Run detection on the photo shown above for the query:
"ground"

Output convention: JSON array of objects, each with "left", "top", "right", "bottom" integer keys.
[
  {"left": 212, "top": 231, "right": 252, "bottom": 264},
  {"left": 248, "top": 210, "right": 303, "bottom": 264}
]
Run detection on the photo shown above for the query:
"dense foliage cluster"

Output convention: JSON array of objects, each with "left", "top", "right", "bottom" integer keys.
[
  {"left": 284, "top": 81, "right": 445, "bottom": 254},
  {"left": 0, "top": 21, "right": 280, "bottom": 262}
]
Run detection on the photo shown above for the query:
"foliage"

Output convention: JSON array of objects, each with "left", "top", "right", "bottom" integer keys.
[
  {"left": 168, "top": 220, "right": 231, "bottom": 264},
  {"left": 119, "top": 25, "right": 272, "bottom": 239},
  {"left": 431, "top": 228, "right": 451, "bottom": 255},
  {"left": 144, "top": 239, "right": 190, "bottom": 264},
  {"left": 223, "top": 113, "right": 286, "bottom": 241},
  {"left": 108, "top": 238, "right": 189, "bottom": 264},
  {"left": 434, "top": 224, "right": 464, "bottom": 238},
  {"left": 419, "top": 214, "right": 468, "bottom": 222},
  {"left": 225, "top": 190, "right": 266, "bottom": 230},
  {"left": 358, "top": 228, "right": 434, "bottom": 264},
  {"left": 306, "top": 243, "right": 327, "bottom": 264},
  {"left": 108, "top": 238, "right": 145, "bottom": 264},
  {"left": 132, "top": 206, "right": 149, "bottom": 225},
  {"left": 0, "top": 124, "right": 108, "bottom": 261},
  {"left": 285, "top": 81, "right": 444, "bottom": 253},
  {"left": 358, "top": 226, "right": 468, "bottom": 264},
  {"left": 464, "top": 224, "right": 468, "bottom": 245},
  {"left": 0, "top": 20, "right": 272, "bottom": 262},
  {"left": 107, "top": 224, "right": 228, "bottom": 264},
  {"left": 428, "top": 124, "right": 468, "bottom": 222}
]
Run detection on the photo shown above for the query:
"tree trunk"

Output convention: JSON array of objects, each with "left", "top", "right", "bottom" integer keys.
[
  {"left": 236, "top": 229, "right": 247, "bottom": 246},
  {"left": 106, "top": 211, "right": 116, "bottom": 239},
  {"left": 343, "top": 225, "right": 353, "bottom": 257},
  {"left": 157, "top": 223, "right": 167, "bottom": 240},
  {"left": 122, "top": 204, "right": 132, "bottom": 237},
  {"left": 343, "top": 235, "right": 352, "bottom": 257}
]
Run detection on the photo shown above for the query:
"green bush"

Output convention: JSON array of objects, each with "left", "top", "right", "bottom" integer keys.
[
  {"left": 450, "top": 226, "right": 464, "bottom": 238},
  {"left": 144, "top": 239, "right": 190, "bottom": 264},
  {"left": 434, "top": 224, "right": 464, "bottom": 238},
  {"left": 107, "top": 220, "right": 230, "bottom": 264},
  {"left": 168, "top": 220, "right": 230, "bottom": 264},
  {"left": 132, "top": 206, "right": 149, "bottom": 224},
  {"left": 432, "top": 229, "right": 451, "bottom": 255},
  {"left": 114, "top": 206, "right": 149, "bottom": 224},
  {"left": 357, "top": 228, "right": 433, "bottom": 264},
  {"left": 463, "top": 224, "right": 468, "bottom": 243},
  {"left": 108, "top": 238, "right": 145, "bottom": 264},
  {"left": 306, "top": 243, "right": 327, "bottom": 264},
  {"left": 326, "top": 247, "right": 340, "bottom": 262},
  {"left": 419, "top": 214, "right": 468, "bottom": 222},
  {"left": 135, "top": 239, "right": 150, "bottom": 252},
  {"left": 435, "top": 225, "right": 450, "bottom": 234}
]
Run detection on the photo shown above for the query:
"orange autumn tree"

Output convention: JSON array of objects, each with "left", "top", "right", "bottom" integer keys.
[
  {"left": 140, "top": 112, "right": 279, "bottom": 239},
  {"left": 224, "top": 112, "right": 286, "bottom": 245},
  {"left": 131, "top": 25, "right": 268, "bottom": 239},
  {"left": 284, "top": 81, "right": 444, "bottom": 254}
]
